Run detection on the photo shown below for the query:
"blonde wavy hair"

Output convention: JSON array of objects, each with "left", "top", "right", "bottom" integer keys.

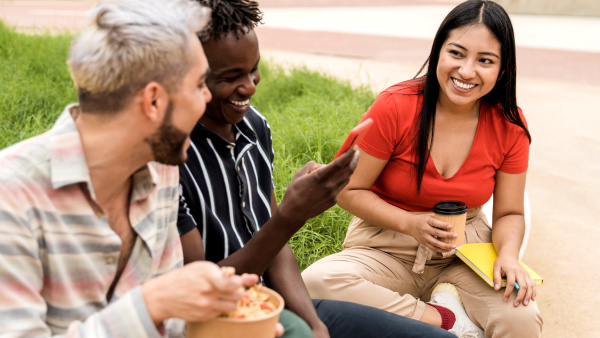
[{"left": 68, "top": 0, "right": 210, "bottom": 113}]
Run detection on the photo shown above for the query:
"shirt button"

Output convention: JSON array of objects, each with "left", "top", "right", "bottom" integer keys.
[
  {"left": 242, "top": 201, "right": 246, "bottom": 208},
  {"left": 226, "top": 145, "right": 234, "bottom": 149},
  {"left": 106, "top": 257, "right": 116, "bottom": 264}
]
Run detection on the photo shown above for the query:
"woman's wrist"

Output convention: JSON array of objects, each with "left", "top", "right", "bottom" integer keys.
[
  {"left": 395, "top": 211, "right": 416, "bottom": 235},
  {"left": 496, "top": 246, "right": 520, "bottom": 259},
  {"left": 493, "top": 236, "right": 521, "bottom": 259},
  {"left": 492, "top": 230, "right": 522, "bottom": 258}
]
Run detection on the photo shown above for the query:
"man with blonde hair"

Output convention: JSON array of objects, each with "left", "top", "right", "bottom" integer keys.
[{"left": 0, "top": 0, "right": 260, "bottom": 336}]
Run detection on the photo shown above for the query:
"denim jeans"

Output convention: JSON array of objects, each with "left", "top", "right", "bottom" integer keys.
[{"left": 280, "top": 299, "right": 454, "bottom": 338}]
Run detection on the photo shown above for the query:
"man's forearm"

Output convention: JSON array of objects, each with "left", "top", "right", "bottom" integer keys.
[
  {"left": 216, "top": 210, "right": 306, "bottom": 275},
  {"left": 264, "top": 246, "right": 325, "bottom": 332}
]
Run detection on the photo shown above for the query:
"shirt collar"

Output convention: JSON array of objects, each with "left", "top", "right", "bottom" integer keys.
[
  {"left": 49, "top": 104, "right": 159, "bottom": 201},
  {"left": 131, "top": 162, "right": 160, "bottom": 202},
  {"left": 49, "top": 104, "right": 94, "bottom": 193},
  {"left": 191, "top": 113, "right": 258, "bottom": 150}
]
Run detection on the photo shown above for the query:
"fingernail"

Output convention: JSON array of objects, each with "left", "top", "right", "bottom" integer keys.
[
  {"left": 524, "top": 300, "right": 529, "bottom": 305},
  {"left": 494, "top": 283, "right": 499, "bottom": 289}
]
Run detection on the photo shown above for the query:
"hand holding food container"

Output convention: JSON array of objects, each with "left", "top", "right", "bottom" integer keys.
[
  {"left": 187, "top": 267, "right": 285, "bottom": 338},
  {"left": 433, "top": 201, "right": 468, "bottom": 248}
]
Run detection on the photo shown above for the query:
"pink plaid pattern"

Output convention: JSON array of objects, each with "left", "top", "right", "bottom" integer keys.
[{"left": 0, "top": 105, "right": 184, "bottom": 337}]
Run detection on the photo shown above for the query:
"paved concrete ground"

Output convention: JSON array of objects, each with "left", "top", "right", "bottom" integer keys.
[{"left": 1, "top": 1, "right": 599, "bottom": 337}]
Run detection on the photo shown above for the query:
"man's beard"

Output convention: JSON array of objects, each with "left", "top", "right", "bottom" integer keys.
[{"left": 145, "top": 102, "right": 188, "bottom": 166}]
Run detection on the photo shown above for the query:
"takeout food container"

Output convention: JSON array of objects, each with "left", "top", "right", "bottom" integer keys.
[{"left": 186, "top": 286, "right": 284, "bottom": 338}]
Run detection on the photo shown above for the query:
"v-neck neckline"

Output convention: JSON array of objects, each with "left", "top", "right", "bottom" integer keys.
[{"left": 428, "top": 102, "right": 486, "bottom": 181}]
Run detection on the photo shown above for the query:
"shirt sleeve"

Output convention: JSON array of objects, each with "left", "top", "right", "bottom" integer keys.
[
  {"left": 178, "top": 189, "right": 198, "bottom": 236},
  {"left": 498, "top": 108, "right": 530, "bottom": 174},
  {"left": 249, "top": 106, "right": 275, "bottom": 189},
  {"left": 177, "top": 168, "right": 199, "bottom": 236},
  {"left": 264, "top": 119, "right": 275, "bottom": 191},
  {"left": 65, "top": 287, "right": 168, "bottom": 338},
  {"left": 360, "top": 92, "right": 404, "bottom": 160},
  {"left": 0, "top": 183, "right": 168, "bottom": 338},
  {"left": 265, "top": 121, "right": 274, "bottom": 172},
  {"left": 160, "top": 172, "right": 186, "bottom": 337}
]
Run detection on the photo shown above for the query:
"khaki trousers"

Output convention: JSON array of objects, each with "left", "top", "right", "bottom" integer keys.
[{"left": 301, "top": 209, "right": 543, "bottom": 337}]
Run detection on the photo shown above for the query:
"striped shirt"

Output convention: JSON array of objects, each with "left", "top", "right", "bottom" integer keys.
[
  {"left": 178, "top": 106, "right": 274, "bottom": 263},
  {"left": 0, "top": 105, "right": 184, "bottom": 337}
]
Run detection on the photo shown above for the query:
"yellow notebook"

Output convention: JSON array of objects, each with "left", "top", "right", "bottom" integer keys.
[{"left": 455, "top": 243, "right": 544, "bottom": 288}]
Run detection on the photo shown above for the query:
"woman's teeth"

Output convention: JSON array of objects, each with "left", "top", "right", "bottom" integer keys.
[{"left": 452, "top": 78, "right": 476, "bottom": 90}]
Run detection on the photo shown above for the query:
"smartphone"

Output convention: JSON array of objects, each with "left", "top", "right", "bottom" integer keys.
[{"left": 333, "top": 118, "right": 374, "bottom": 160}]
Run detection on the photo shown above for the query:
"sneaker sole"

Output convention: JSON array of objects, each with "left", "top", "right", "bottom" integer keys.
[{"left": 431, "top": 283, "right": 463, "bottom": 306}]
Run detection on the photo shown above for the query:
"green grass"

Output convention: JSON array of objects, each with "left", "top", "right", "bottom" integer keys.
[
  {"left": 0, "top": 22, "right": 376, "bottom": 271},
  {"left": 255, "top": 64, "right": 376, "bottom": 269},
  {"left": 0, "top": 22, "right": 76, "bottom": 148}
]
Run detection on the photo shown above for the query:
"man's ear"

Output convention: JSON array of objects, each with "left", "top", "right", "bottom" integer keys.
[{"left": 140, "top": 82, "right": 168, "bottom": 123}]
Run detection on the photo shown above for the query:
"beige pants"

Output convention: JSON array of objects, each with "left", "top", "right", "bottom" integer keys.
[{"left": 301, "top": 208, "right": 543, "bottom": 337}]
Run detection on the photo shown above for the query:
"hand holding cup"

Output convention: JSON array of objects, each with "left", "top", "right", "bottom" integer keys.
[{"left": 433, "top": 201, "right": 468, "bottom": 248}]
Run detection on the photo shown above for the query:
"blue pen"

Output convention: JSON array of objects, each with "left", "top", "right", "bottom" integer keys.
[{"left": 514, "top": 282, "right": 520, "bottom": 290}]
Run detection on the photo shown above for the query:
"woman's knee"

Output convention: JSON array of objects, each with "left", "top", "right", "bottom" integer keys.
[
  {"left": 485, "top": 301, "right": 543, "bottom": 337},
  {"left": 301, "top": 260, "right": 349, "bottom": 299}
]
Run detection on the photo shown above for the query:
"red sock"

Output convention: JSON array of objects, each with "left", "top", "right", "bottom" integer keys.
[{"left": 427, "top": 303, "right": 456, "bottom": 331}]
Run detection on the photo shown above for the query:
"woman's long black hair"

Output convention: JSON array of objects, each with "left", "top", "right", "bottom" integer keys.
[{"left": 413, "top": 0, "right": 531, "bottom": 192}]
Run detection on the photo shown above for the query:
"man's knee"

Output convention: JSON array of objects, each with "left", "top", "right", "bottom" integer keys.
[{"left": 279, "top": 309, "right": 313, "bottom": 338}]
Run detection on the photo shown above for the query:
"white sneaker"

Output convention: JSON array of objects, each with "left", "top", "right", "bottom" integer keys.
[{"left": 430, "top": 283, "right": 485, "bottom": 338}]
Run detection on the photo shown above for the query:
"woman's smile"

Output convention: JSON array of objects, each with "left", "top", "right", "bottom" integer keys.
[
  {"left": 436, "top": 24, "right": 501, "bottom": 111},
  {"left": 451, "top": 77, "right": 477, "bottom": 91}
]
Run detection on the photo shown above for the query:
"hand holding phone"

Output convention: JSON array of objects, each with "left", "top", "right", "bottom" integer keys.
[{"left": 333, "top": 118, "right": 373, "bottom": 160}]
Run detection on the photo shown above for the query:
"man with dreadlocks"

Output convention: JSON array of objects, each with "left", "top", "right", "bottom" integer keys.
[{"left": 176, "top": 1, "right": 455, "bottom": 337}]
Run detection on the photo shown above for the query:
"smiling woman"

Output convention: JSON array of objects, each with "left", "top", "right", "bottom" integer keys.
[
  {"left": 301, "top": 1, "right": 542, "bottom": 337},
  {"left": 431, "top": 24, "right": 502, "bottom": 180},
  {"left": 436, "top": 25, "right": 502, "bottom": 110}
]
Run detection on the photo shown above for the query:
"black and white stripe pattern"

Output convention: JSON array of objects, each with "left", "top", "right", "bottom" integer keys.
[{"left": 178, "top": 106, "right": 275, "bottom": 263}]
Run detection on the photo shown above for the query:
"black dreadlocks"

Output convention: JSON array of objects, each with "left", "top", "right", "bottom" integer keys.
[{"left": 196, "top": 0, "right": 263, "bottom": 42}]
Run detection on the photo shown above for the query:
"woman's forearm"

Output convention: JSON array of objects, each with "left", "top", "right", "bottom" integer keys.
[
  {"left": 491, "top": 214, "right": 525, "bottom": 257},
  {"left": 337, "top": 188, "right": 416, "bottom": 234},
  {"left": 491, "top": 170, "right": 527, "bottom": 259}
]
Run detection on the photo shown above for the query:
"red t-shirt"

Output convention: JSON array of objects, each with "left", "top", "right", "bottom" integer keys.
[{"left": 359, "top": 78, "right": 529, "bottom": 212}]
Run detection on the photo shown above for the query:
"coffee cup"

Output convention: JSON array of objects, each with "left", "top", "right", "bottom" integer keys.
[{"left": 433, "top": 201, "right": 468, "bottom": 248}]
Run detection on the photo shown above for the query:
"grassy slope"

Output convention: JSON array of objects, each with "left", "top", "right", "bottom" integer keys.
[{"left": 0, "top": 23, "right": 376, "bottom": 270}]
